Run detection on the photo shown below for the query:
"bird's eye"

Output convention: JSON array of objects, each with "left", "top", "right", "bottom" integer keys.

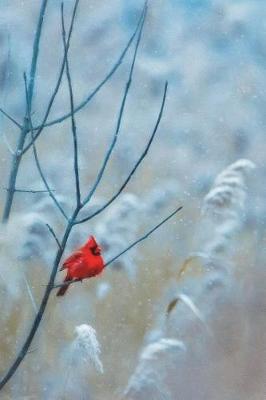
[{"left": 91, "top": 246, "right": 101, "bottom": 256}]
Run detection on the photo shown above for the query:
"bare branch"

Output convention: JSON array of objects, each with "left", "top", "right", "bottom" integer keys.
[
  {"left": 0, "top": 36, "right": 22, "bottom": 131},
  {"left": 25, "top": 2, "right": 146, "bottom": 137},
  {"left": 21, "top": 0, "right": 80, "bottom": 155},
  {"left": 0, "top": 2, "right": 179, "bottom": 393},
  {"left": 0, "top": 108, "right": 22, "bottom": 128},
  {"left": 81, "top": 3, "right": 147, "bottom": 208},
  {"left": 21, "top": 0, "right": 147, "bottom": 156},
  {"left": 45, "top": 223, "right": 62, "bottom": 250},
  {"left": 2, "top": 0, "right": 48, "bottom": 223},
  {"left": 104, "top": 206, "right": 183, "bottom": 268},
  {"left": 3, "top": 187, "right": 55, "bottom": 193},
  {"left": 27, "top": 0, "right": 49, "bottom": 109},
  {"left": 0, "top": 214, "right": 77, "bottom": 390},
  {"left": 76, "top": 81, "right": 168, "bottom": 224},
  {"left": 54, "top": 206, "right": 183, "bottom": 290},
  {"left": 61, "top": 3, "right": 81, "bottom": 206},
  {"left": 23, "top": 73, "right": 69, "bottom": 221}
]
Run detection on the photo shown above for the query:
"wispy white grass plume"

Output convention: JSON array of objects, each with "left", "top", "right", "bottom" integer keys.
[
  {"left": 72, "top": 324, "right": 103, "bottom": 374},
  {"left": 202, "top": 159, "right": 255, "bottom": 219},
  {"left": 144, "top": 162, "right": 256, "bottom": 397},
  {"left": 140, "top": 338, "right": 186, "bottom": 361},
  {"left": 201, "top": 159, "right": 255, "bottom": 257},
  {"left": 48, "top": 324, "right": 103, "bottom": 399},
  {"left": 167, "top": 292, "right": 211, "bottom": 334},
  {"left": 124, "top": 338, "right": 185, "bottom": 400}
]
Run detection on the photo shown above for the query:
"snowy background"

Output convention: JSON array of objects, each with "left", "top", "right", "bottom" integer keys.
[{"left": 0, "top": 1, "right": 265, "bottom": 399}]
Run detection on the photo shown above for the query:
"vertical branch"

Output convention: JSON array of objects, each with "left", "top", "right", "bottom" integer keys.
[
  {"left": 2, "top": 0, "right": 48, "bottom": 223},
  {"left": 22, "top": 1, "right": 145, "bottom": 137},
  {"left": 61, "top": 3, "right": 81, "bottom": 207},
  {"left": 81, "top": 3, "right": 147, "bottom": 207},
  {"left": 54, "top": 206, "right": 183, "bottom": 290},
  {"left": 0, "top": 216, "right": 76, "bottom": 390},
  {"left": 0, "top": 2, "right": 181, "bottom": 392},
  {"left": 1, "top": 0, "right": 145, "bottom": 223},
  {"left": 21, "top": 0, "right": 80, "bottom": 155},
  {"left": 0, "top": 33, "right": 16, "bottom": 155},
  {"left": 23, "top": 74, "right": 69, "bottom": 221},
  {"left": 77, "top": 82, "right": 168, "bottom": 224},
  {"left": 27, "top": 0, "right": 49, "bottom": 110}
]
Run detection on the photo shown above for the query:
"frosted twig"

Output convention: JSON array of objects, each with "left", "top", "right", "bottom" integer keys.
[
  {"left": 76, "top": 81, "right": 168, "bottom": 224},
  {"left": 24, "top": 73, "right": 69, "bottom": 221},
  {"left": 2, "top": 0, "right": 48, "bottom": 223},
  {"left": 45, "top": 223, "right": 62, "bottom": 250},
  {"left": 21, "top": 0, "right": 145, "bottom": 153},
  {"left": 54, "top": 206, "right": 183, "bottom": 290},
  {"left": 0, "top": 108, "right": 22, "bottom": 129},
  {"left": 81, "top": 3, "right": 147, "bottom": 207},
  {"left": 3, "top": 187, "right": 55, "bottom": 193},
  {"left": 61, "top": 3, "right": 81, "bottom": 206},
  {"left": 21, "top": 0, "right": 80, "bottom": 155}
]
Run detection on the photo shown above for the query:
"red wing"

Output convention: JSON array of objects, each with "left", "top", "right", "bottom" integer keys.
[{"left": 60, "top": 251, "right": 83, "bottom": 271}]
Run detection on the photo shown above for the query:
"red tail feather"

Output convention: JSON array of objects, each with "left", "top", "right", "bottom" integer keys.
[{"left": 56, "top": 276, "right": 70, "bottom": 296}]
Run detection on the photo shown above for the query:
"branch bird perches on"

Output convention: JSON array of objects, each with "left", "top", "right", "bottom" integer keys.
[
  {"left": 0, "top": 1, "right": 183, "bottom": 390},
  {"left": 1, "top": 0, "right": 146, "bottom": 222}
]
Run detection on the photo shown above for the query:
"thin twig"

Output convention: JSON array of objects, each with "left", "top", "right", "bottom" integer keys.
[
  {"left": 21, "top": 0, "right": 80, "bottom": 155},
  {"left": 54, "top": 206, "right": 183, "bottom": 289},
  {"left": 24, "top": 3, "right": 145, "bottom": 138},
  {"left": 0, "top": 2, "right": 176, "bottom": 391},
  {"left": 45, "top": 223, "right": 62, "bottom": 250},
  {"left": 0, "top": 108, "right": 22, "bottom": 129},
  {"left": 0, "top": 34, "right": 17, "bottom": 154},
  {"left": 0, "top": 212, "right": 77, "bottom": 390},
  {"left": 61, "top": 3, "right": 81, "bottom": 206},
  {"left": 81, "top": 3, "right": 147, "bottom": 208},
  {"left": 2, "top": 0, "right": 48, "bottom": 223},
  {"left": 3, "top": 187, "right": 55, "bottom": 193},
  {"left": 27, "top": 0, "right": 48, "bottom": 109},
  {"left": 76, "top": 81, "right": 168, "bottom": 224},
  {"left": 1, "top": 0, "right": 145, "bottom": 223},
  {"left": 0, "top": 0, "right": 80, "bottom": 385},
  {"left": 104, "top": 206, "right": 183, "bottom": 267},
  {"left": 24, "top": 73, "right": 69, "bottom": 221}
]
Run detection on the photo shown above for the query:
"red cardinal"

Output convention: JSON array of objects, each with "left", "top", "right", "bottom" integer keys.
[{"left": 56, "top": 236, "right": 104, "bottom": 296}]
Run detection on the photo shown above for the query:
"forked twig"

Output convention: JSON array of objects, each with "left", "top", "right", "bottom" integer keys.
[
  {"left": 45, "top": 223, "right": 62, "bottom": 250},
  {"left": 24, "top": 74, "right": 69, "bottom": 221},
  {"left": 76, "top": 81, "right": 168, "bottom": 224},
  {"left": 2, "top": 0, "right": 48, "bottom": 222},
  {"left": 81, "top": 3, "right": 147, "bottom": 208},
  {"left": 54, "top": 206, "right": 183, "bottom": 290},
  {"left": 2, "top": 0, "right": 143, "bottom": 222},
  {"left": 61, "top": 3, "right": 81, "bottom": 206},
  {"left": 0, "top": 1, "right": 179, "bottom": 391},
  {"left": 21, "top": 1, "right": 146, "bottom": 154},
  {"left": 21, "top": 0, "right": 80, "bottom": 155},
  {"left": 0, "top": 107, "right": 22, "bottom": 128}
]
